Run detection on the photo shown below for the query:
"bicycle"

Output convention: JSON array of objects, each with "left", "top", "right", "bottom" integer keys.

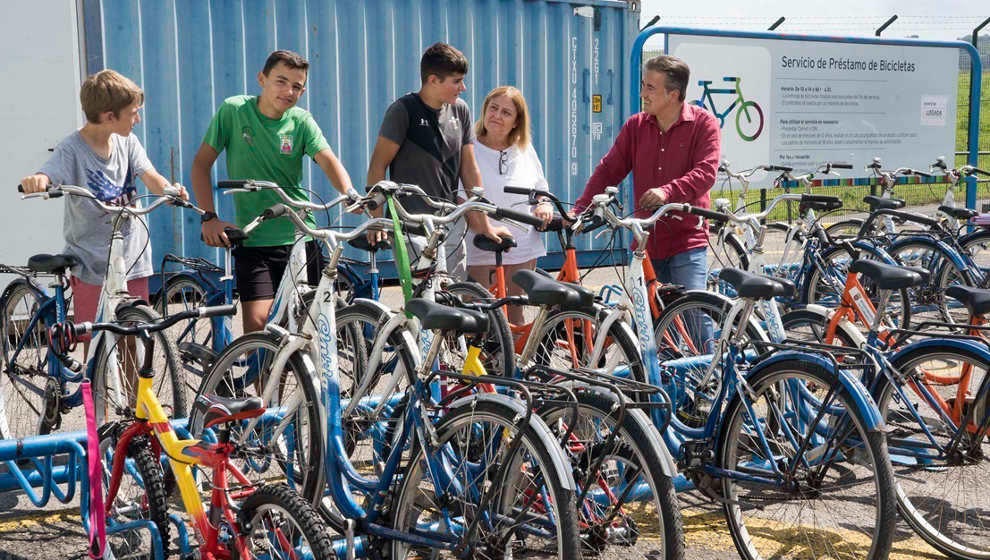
[
  {"left": 575, "top": 191, "right": 897, "bottom": 560},
  {"left": 1, "top": 184, "right": 186, "bottom": 439},
  {"left": 691, "top": 76, "right": 763, "bottom": 142},
  {"left": 48, "top": 304, "right": 335, "bottom": 559},
  {"left": 189, "top": 203, "right": 585, "bottom": 558},
  {"left": 779, "top": 257, "right": 990, "bottom": 559}
]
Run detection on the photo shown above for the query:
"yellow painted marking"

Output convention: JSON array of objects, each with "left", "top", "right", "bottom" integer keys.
[{"left": 0, "top": 509, "right": 80, "bottom": 532}]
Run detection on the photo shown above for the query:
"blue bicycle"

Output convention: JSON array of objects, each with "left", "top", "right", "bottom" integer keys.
[{"left": 576, "top": 192, "right": 898, "bottom": 560}]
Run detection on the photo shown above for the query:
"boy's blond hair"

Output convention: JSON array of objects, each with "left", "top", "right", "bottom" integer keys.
[{"left": 80, "top": 70, "right": 144, "bottom": 124}]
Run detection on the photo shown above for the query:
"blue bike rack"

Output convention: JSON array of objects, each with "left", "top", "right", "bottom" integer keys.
[{"left": 0, "top": 420, "right": 211, "bottom": 560}]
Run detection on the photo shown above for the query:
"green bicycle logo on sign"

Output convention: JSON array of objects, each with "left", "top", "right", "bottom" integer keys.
[{"left": 692, "top": 76, "right": 764, "bottom": 142}]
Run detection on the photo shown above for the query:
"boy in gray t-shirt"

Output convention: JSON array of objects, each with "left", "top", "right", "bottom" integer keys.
[{"left": 20, "top": 69, "right": 187, "bottom": 325}]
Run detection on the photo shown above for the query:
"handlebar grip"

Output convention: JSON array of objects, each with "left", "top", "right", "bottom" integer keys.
[
  {"left": 973, "top": 168, "right": 990, "bottom": 177},
  {"left": 911, "top": 169, "right": 933, "bottom": 178},
  {"left": 217, "top": 180, "right": 249, "bottom": 190},
  {"left": 829, "top": 163, "right": 853, "bottom": 170},
  {"left": 262, "top": 204, "right": 290, "bottom": 219},
  {"left": 504, "top": 186, "right": 535, "bottom": 196},
  {"left": 17, "top": 185, "right": 23, "bottom": 193},
  {"left": 688, "top": 207, "right": 731, "bottom": 222},
  {"left": 199, "top": 303, "right": 238, "bottom": 318},
  {"left": 494, "top": 206, "right": 544, "bottom": 228},
  {"left": 801, "top": 194, "right": 843, "bottom": 211},
  {"left": 223, "top": 227, "right": 248, "bottom": 244},
  {"left": 539, "top": 216, "right": 565, "bottom": 232},
  {"left": 766, "top": 165, "right": 793, "bottom": 172}
]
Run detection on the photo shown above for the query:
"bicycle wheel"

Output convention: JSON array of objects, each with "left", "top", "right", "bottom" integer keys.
[
  {"left": 187, "top": 332, "right": 325, "bottom": 504},
  {"left": 718, "top": 359, "right": 896, "bottom": 560},
  {"left": 333, "top": 302, "right": 412, "bottom": 466},
  {"left": 539, "top": 390, "right": 684, "bottom": 559},
  {"left": 237, "top": 483, "right": 335, "bottom": 560},
  {"left": 92, "top": 304, "right": 185, "bottom": 424},
  {"left": 805, "top": 243, "right": 910, "bottom": 328},
  {"left": 101, "top": 433, "right": 171, "bottom": 560},
  {"left": 824, "top": 219, "right": 865, "bottom": 240},
  {"left": 652, "top": 291, "right": 767, "bottom": 427},
  {"left": 780, "top": 308, "right": 859, "bottom": 347},
  {"left": 961, "top": 229, "right": 990, "bottom": 286},
  {"left": 881, "top": 344, "right": 990, "bottom": 558},
  {"left": 154, "top": 274, "right": 212, "bottom": 401},
  {"left": 527, "top": 306, "right": 645, "bottom": 385},
  {"left": 890, "top": 239, "right": 966, "bottom": 325},
  {"left": 0, "top": 280, "right": 50, "bottom": 439},
  {"left": 708, "top": 231, "right": 749, "bottom": 292},
  {"left": 389, "top": 400, "right": 581, "bottom": 559}
]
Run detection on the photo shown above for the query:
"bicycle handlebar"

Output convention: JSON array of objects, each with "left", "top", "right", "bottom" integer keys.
[{"left": 21, "top": 184, "right": 196, "bottom": 216}]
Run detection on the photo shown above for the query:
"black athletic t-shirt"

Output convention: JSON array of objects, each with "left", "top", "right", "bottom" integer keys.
[{"left": 378, "top": 93, "right": 474, "bottom": 213}]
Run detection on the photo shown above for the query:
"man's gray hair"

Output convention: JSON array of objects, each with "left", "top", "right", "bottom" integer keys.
[{"left": 644, "top": 55, "right": 690, "bottom": 101}]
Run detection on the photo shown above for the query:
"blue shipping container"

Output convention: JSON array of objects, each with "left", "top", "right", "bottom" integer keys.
[{"left": 81, "top": 0, "right": 639, "bottom": 274}]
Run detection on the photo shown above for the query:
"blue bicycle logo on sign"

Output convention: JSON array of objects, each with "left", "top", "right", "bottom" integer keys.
[{"left": 692, "top": 76, "right": 764, "bottom": 142}]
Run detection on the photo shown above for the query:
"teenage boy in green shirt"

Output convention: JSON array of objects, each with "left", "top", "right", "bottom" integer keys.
[{"left": 191, "top": 50, "right": 355, "bottom": 333}]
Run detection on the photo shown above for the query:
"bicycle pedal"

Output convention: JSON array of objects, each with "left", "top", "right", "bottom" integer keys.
[{"left": 178, "top": 342, "right": 218, "bottom": 366}]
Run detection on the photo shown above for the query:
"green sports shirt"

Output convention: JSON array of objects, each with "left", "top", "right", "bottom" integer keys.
[{"left": 203, "top": 95, "right": 330, "bottom": 246}]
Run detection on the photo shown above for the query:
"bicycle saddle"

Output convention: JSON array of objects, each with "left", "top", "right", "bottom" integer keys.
[
  {"left": 946, "top": 285, "right": 990, "bottom": 317},
  {"left": 406, "top": 298, "right": 489, "bottom": 334},
  {"left": 862, "top": 195, "right": 906, "bottom": 211},
  {"left": 717, "top": 268, "right": 795, "bottom": 299},
  {"left": 27, "top": 253, "right": 79, "bottom": 275},
  {"left": 473, "top": 235, "right": 517, "bottom": 253},
  {"left": 348, "top": 236, "right": 390, "bottom": 253},
  {"left": 512, "top": 269, "right": 595, "bottom": 312},
  {"left": 938, "top": 206, "right": 978, "bottom": 221},
  {"left": 850, "top": 260, "right": 924, "bottom": 290},
  {"left": 193, "top": 394, "right": 265, "bottom": 429}
]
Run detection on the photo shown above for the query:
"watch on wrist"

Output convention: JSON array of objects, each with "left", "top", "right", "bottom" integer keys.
[{"left": 201, "top": 211, "right": 218, "bottom": 224}]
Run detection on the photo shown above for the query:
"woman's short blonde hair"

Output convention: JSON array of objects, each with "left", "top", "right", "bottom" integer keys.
[{"left": 474, "top": 86, "right": 532, "bottom": 149}]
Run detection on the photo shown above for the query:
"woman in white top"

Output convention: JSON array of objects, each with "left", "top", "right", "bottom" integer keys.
[{"left": 465, "top": 86, "right": 553, "bottom": 325}]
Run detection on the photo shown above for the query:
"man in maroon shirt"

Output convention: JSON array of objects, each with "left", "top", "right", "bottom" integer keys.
[{"left": 575, "top": 55, "right": 720, "bottom": 291}]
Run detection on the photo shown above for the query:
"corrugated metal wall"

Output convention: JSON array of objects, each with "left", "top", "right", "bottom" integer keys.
[{"left": 81, "top": 0, "right": 638, "bottom": 269}]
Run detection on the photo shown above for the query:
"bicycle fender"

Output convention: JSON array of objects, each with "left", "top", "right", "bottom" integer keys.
[
  {"left": 553, "top": 381, "right": 678, "bottom": 479},
  {"left": 113, "top": 297, "right": 152, "bottom": 314},
  {"left": 850, "top": 240, "right": 899, "bottom": 265},
  {"left": 748, "top": 350, "right": 884, "bottom": 431},
  {"left": 888, "top": 337, "right": 990, "bottom": 366},
  {"left": 445, "top": 392, "right": 577, "bottom": 491},
  {"left": 345, "top": 297, "right": 393, "bottom": 321}
]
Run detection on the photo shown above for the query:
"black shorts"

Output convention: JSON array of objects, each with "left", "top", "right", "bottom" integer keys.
[{"left": 233, "top": 240, "right": 326, "bottom": 302}]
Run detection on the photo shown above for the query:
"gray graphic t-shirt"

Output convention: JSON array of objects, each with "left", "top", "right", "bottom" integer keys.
[{"left": 39, "top": 131, "right": 154, "bottom": 285}]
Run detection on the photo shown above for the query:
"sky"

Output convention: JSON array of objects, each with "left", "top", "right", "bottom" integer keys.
[{"left": 638, "top": 0, "right": 989, "bottom": 44}]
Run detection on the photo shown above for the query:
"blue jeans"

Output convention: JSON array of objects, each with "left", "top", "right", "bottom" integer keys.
[
  {"left": 652, "top": 248, "right": 714, "bottom": 354},
  {"left": 651, "top": 247, "right": 707, "bottom": 291}
]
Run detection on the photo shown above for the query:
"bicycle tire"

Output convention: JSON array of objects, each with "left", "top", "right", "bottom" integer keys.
[
  {"left": 389, "top": 400, "right": 581, "bottom": 559},
  {"left": 708, "top": 231, "right": 749, "bottom": 292},
  {"left": 102, "top": 433, "right": 171, "bottom": 559},
  {"left": 889, "top": 238, "right": 967, "bottom": 325},
  {"left": 92, "top": 304, "right": 185, "bottom": 424},
  {"left": 527, "top": 306, "right": 645, "bottom": 387},
  {"left": 237, "top": 483, "right": 335, "bottom": 560},
  {"left": 538, "top": 389, "right": 684, "bottom": 560},
  {"left": 187, "top": 332, "right": 325, "bottom": 505},
  {"left": 718, "top": 358, "right": 896, "bottom": 560},
  {"left": 824, "top": 218, "right": 865, "bottom": 240},
  {"left": 880, "top": 344, "right": 990, "bottom": 559},
  {"left": 0, "top": 279, "right": 49, "bottom": 440}
]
